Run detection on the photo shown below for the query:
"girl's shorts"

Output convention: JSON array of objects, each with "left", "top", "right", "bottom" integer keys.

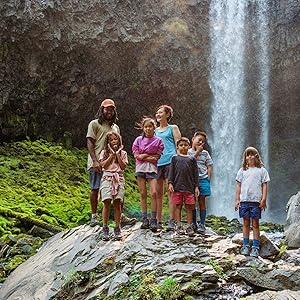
[
  {"left": 171, "top": 192, "right": 195, "bottom": 205},
  {"left": 135, "top": 172, "right": 157, "bottom": 179},
  {"left": 100, "top": 179, "right": 125, "bottom": 202},
  {"left": 239, "top": 202, "right": 261, "bottom": 219},
  {"left": 198, "top": 178, "right": 211, "bottom": 196}
]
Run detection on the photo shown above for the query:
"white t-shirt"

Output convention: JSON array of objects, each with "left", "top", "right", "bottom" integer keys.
[{"left": 236, "top": 167, "right": 270, "bottom": 203}]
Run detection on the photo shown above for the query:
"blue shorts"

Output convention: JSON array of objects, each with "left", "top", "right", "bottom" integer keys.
[
  {"left": 89, "top": 168, "right": 103, "bottom": 190},
  {"left": 135, "top": 172, "right": 157, "bottom": 179},
  {"left": 156, "top": 164, "right": 170, "bottom": 180},
  {"left": 198, "top": 178, "right": 211, "bottom": 196},
  {"left": 239, "top": 202, "right": 261, "bottom": 219}
]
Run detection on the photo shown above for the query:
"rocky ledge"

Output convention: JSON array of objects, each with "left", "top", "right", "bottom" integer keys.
[{"left": 1, "top": 223, "right": 299, "bottom": 300}]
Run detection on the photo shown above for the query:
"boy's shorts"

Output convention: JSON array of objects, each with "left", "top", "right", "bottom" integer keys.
[
  {"left": 239, "top": 202, "right": 261, "bottom": 219},
  {"left": 89, "top": 168, "right": 103, "bottom": 190},
  {"left": 156, "top": 164, "right": 170, "bottom": 180},
  {"left": 100, "top": 178, "right": 125, "bottom": 202},
  {"left": 135, "top": 172, "right": 157, "bottom": 179},
  {"left": 198, "top": 178, "right": 211, "bottom": 196},
  {"left": 171, "top": 192, "right": 195, "bottom": 205}
]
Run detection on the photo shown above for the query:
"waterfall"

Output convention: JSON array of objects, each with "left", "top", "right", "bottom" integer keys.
[
  {"left": 208, "top": 0, "right": 271, "bottom": 221},
  {"left": 257, "top": 0, "right": 270, "bottom": 168},
  {"left": 208, "top": 0, "right": 246, "bottom": 220}
]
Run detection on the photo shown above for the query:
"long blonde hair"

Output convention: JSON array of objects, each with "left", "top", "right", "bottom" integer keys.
[{"left": 242, "top": 146, "right": 264, "bottom": 170}]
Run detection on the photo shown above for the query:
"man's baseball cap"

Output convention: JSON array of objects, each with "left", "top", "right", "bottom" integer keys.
[{"left": 100, "top": 99, "right": 116, "bottom": 108}]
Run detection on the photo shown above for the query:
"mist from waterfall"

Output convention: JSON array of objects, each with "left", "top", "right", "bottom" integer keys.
[
  {"left": 208, "top": 0, "right": 271, "bottom": 221},
  {"left": 208, "top": 0, "right": 246, "bottom": 220}
]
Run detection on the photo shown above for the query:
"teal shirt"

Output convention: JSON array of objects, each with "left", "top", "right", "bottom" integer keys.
[{"left": 155, "top": 125, "right": 176, "bottom": 166}]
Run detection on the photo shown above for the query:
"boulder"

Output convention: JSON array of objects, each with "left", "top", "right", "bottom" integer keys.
[{"left": 284, "top": 191, "right": 300, "bottom": 248}]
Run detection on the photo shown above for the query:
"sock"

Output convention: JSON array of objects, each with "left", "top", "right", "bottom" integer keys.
[
  {"left": 253, "top": 239, "right": 260, "bottom": 248},
  {"left": 243, "top": 238, "right": 250, "bottom": 246},
  {"left": 151, "top": 211, "right": 157, "bottom": 220},
  {"left": 142, "top": 212, "right": 148, "bottom": 220},
  {"left": 199, "top": 209, "right": 206, "bottom": 225},
  {"left": 92, "top": 213, "right": 98, "bottom": 217},
  {"left": 192, "top": 209, "right": 197, "bottom": 224}
]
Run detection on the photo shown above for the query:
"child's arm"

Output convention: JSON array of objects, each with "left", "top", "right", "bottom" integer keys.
[
  {"left": 260, "top": 182, "right": 268, "bottom": 210},
  {"left": 207, "top": 165, "right": 212, "bottom": 179},
  {"left": 235, "top": 181, "right": 241, "bottom": 210},
  {"left": 115, "top": 146, "right": 127, "bottom": 170}
]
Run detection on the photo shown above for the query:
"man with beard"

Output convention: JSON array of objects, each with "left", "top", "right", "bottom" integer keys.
[{"left": 87, "top": 98, "right": 136, "bottom": 227}]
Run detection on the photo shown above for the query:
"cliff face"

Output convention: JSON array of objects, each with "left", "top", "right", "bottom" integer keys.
[{"left": 0, "top": 0, "right": 299, "bottom": 222}]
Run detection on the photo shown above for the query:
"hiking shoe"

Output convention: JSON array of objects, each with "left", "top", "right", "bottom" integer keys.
[
  {"left": 191, "top": 223, "right": 198, "bottom": 233},
  {"left": 197, "top": 223, "right": 206, "bottom": 235},
  {"left": 150, "top": 218, "right": 158, "bottom": 232},
  {"left": 157, "top": 222, "right": 164, "bottom": 231},
  {"left": 186, "top": 224, "right": 195, "bottom": 237},
  {"left": 176, "top": 225, "right": 185, "bottom": 235},
  {"left": 241, "top": 245, "right": 250, "bottom": 256},
  {"left": 102, "top": 226, "right": 110, "bottom": 241},
  {"left": 250, "top": 246, "right": 260, "bottom": 258},
  {"left": 90, "top": 215, "right": 99, "bottom": 227},
  {"left": 167, "top": 219, "right": 176, "bottom": 232},
  {"left": 121, "top": 214, "right": 137, "bottom": 227},
  {"left": 141, "top": 218, "right": 150, "bottom": 229},
  {"left": 113, "top": 226, "right": 122, "bottom": 241}
]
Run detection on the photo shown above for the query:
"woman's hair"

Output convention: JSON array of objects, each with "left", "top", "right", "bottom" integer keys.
[
  {"left": 103, "top": 131, "right": 122, "bottom": 160},
  {"left": 156, "top": 105, "right": 174, "bottom": 122},
  {"left": 135, "top": 116, "right": 157, "bottom": 137},
  {"left": 193, "top": 131, "right": 208, "bottom": 143},
  {"left": 95, "top": 106, "right": 118, "bottom": 126},
  {"left": 176, "top": 137, "right": 191, "bottom": 147},
  {"left": 242, "top": 146, "right": 264, "bottom": 170}
]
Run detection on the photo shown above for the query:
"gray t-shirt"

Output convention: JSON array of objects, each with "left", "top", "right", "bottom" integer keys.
[
  {"left": 188, "top": 149, "right": 213, "bottom": 179},
  {"left": 168, "top": 155, "right": 199, "bottom": 193},
  {"left": 236, "top": 167, "right": 270, "bottom": 203}
]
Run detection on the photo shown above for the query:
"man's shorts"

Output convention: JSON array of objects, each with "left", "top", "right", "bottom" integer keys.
[
  {"left": 171, "top": 192, "right": 195, "bottom": 205},
  {"left": 135, "top": 172, "right": 157, "bottom": 180},
  {"left": 198, "top": 178, "right": 211, "bottom": 196},
  {"left": 156, "top": 164, "right": 170, "bottom": 180},
  {"left": 89, "top": 168, "right": 103, "bottom": 190},
  {"left": 100, "top": 178, "right": 125, "bottom": 202},
  {"left": 239, "top": 202, "right": 261, "bottom": 219}
]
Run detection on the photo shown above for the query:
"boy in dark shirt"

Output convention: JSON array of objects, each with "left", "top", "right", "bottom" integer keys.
[{"left": 168, "top": 137, "right": 199, "bottom": 236}]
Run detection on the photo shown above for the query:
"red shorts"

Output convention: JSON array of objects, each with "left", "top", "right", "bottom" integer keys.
[{"left": 171, "top": 192, "right": 195, "bottom": 205}]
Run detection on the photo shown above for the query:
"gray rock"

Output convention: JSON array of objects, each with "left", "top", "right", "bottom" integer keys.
[
  {"left": 246, "top": 289, "right": 300, "bottom": 300},
  {"left": 284, "top": 192, "right": 300, "bottom": 248}
]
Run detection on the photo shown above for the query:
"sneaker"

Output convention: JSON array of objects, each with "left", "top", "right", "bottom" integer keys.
[
  {"left": 240, "top": 245, "right": 250, "bottom": 256},
  {"left": 186, "top": 224, "right": 195, "bottom": 237},
  {"left": 250, "top": 246, "right": 260, "bottom": 258},
  {"left": 176, "top": 225, "right": 185, "bottom": 235},
  {"left": 167, "top": 219, "right": 176, "bottom": 232},
  {"left": 197, "top": 223, "right": 206, "bottom": 235},
  {"left": 191, "top": 223, "right": 198, "bottom": 233},
  {"left": 121, "top": 214, "right": 137, "bottom": 227},
  {"left": 157, "top": 222, "right": 164, "bottom": 231},
  {"left": 141, "top": 218, "right": 150, "bottom": 229},
  {"left": 150, "top": 218, "right": 158, "bottom": 232},
  {"left": 102, "top": 226, "right": 110, "bottom": 241},
  {"left": 113, "top": 226, "right": 122, "bottom": 241},
  {"left": 90, "top": 215, "right": 99, "bottom": 227}
]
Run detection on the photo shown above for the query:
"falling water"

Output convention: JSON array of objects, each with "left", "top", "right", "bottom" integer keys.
[
  {"left": 209, "top": 0, "right": 246, "bottom": 220},
  {"left": 208, "top": 0, "right": 272, "bottom": 221},
  {"left": 257, "top": 0, "right": 270, "bottom": 168}
]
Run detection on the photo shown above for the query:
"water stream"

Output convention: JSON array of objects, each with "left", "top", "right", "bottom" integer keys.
[{"left": 208, "top": 0, "right": 271, "bottom": 221}]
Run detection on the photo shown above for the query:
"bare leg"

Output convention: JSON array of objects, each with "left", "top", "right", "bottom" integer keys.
[
  {"left": 114, "top": 199, "right": 121, "bottom": 228},
  {"left": 137, "top": 177, "right": 147, "bottom": 214},
  {"left": 156, "top": 178, "right": 164, "bottom": 222},
  {"left": 243, "top": 217, "right": 250, "bottom": 239},
  {"left": 175, "top": 204, "right": 182, "bottom": 224},
  {"left": 186, "top": 204, "right": 195, "bottom": 224},
  {"left": 102, "top": 199, "right": 111, "bottom": 225},
  {"left": 90, "top": 189, "right": 99, "bottom": 214},
  {"left": 149, "top": 179, "right": 157, "bottom": 213},
  {"left": 252, "top": 218, "right": 260, "bottom": 241}
]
